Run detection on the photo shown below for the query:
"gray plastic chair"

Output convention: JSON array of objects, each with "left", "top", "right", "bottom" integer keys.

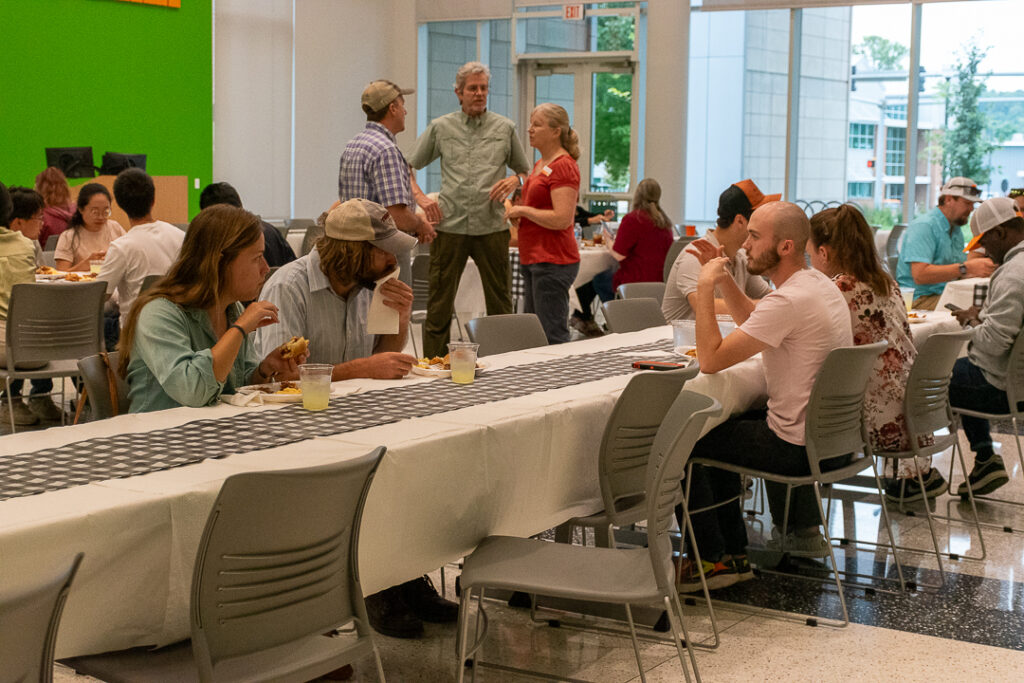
[
  {"left": 684, "top": 342, "right": 901, "bottom": 627},
  {"left": 869, "top": 330, "right": 984, "bottom": 576},
  {"left": 465, "top": 313, "right": 548, "bottom": 357},
  {"left": 663, "top": 236, "right": 698, "bottom": 282},
  {"left": 0, "top": 553, "right": 83, "bottom": 683},
  {"left": 63, "top": 447, "right": 388, "bottom": 683},
  {"left": 39, "top": 250, "right": 57, "bottom": 268},
  {"left": 602, "top": 298, "right": 666, "bottom": 333},
  {"left": 139, "top": 273, "right": 162, "bottom": 293},
  {"left": 951, "top": 331, "right": 1024, "bottom": 528},
  {"left": 456, "top": 391, "right": 720, "bottom": 683},
  {"left": 1, "top": 281, "right": 105, "bottom": 432},
  {"left": 77, "top": 351, "right": 130, "bottom": 420},
  {"left": 616, "top": 282, "right": 666, "bottom": 304},
  {"left": 885, "top": 223, "right": 906, "bottom": 276},
  {"left": 43, "top": 234, "right": 61, "bottom": 251}
]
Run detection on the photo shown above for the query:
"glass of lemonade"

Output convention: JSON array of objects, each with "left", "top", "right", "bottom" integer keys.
[
  {"left": 448, "top": 342, "right": 480, "bottom": 385},
  {"left": 899, "top": 287, "right": 915, "bottom": 312},
  {"left": 89, "top": 259, "right": 104, "bottom": 274},
  {"left": 298, "top": 363, "right": 333, "bottom": 410}
]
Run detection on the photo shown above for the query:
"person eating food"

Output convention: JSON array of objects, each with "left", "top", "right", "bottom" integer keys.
[
  {"left": 118, "top": 204, "right": 304, "bottom": 412},
  {"left": 54, "top": 183, "right": 126, "bottom": 272},
  {"left": 255, "top": 198, "right": 419, "bottom": 380}
]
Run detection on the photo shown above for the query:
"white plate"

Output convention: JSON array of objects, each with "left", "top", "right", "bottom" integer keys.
[
  {"left": 35, "top": 271, "right": 68, "bottom": 281},
  {"left": 236, "top": 382, "right": 305, "bottom": 402},
  {"left": 907, "top": 313, "right": 928, "bottom": 324},
  {"left": 409, "top": 361, "right": 489, "bottom": 379},
  {"left": 672, "top": 345, "right": 699, "bottom": 361}
]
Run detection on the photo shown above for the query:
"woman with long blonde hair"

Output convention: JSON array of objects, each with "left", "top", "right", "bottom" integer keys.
[
  {"left": 504, "top": 103, "right": 581, "bottom": 343},
  {"left": 120, "top": 204, "right": 302, "bottom": 412}
]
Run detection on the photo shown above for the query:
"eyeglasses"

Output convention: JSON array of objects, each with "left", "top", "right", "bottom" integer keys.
[{"left": 86, "top": 207, "right": 111, "bottom": 218}]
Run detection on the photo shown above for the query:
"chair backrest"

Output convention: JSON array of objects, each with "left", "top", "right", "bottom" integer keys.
[
  {"left": 300, "top": 220, "right": 325, "bottom": 257},
  {"left": 803, "top": 341, "right": 888, "bottom": 477},
  {"left": 645, "top": 391, "right": 720, "bottom": 591},
  {"left": 77, "top": 352, "right": 130, "bottom": 419},
  {"left": 0, "top": 552, "right": 83, "bottom": 683},
  {"left": 139, "top": 273, "right": 162, "bottom": 294},
  {"left": 190, "top": 447, "right": 385, "bottom": 679},
  {"left": 39, "top": 250, "right": 57, "bottom": 268},
  {"left": 465, "top": 313, "right": 548, "bottom": 357},
  {"left": 616, "top": 282, "right": 666, "bottom": 304},
  {"left": 6, "top": 282, "right": 105, "bottom": 366},
  {"left": 411, "top": 253, "right": 430, "bottom": 312},
  {"left": 597, "top": 367, "right": 699, "bottom": 520},
  {"left": 904, "top": 330, "right": 974, "bottom": 440},
  {"left": 601, "top": 298, "right": 666, "bottom": 333},
  {"left": 663, "top": 237, "right": 697, "bottom": 282},
  {"left": 43, "top": 234, "right": 60, "bottom": 251},
  {"left": 885, "top": 224, "right": 906, "bottom": 275}
]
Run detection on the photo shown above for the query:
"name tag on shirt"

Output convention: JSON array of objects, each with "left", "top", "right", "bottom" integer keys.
[{"left": 541, "top": 165, "right": 553, "bottom": 176}]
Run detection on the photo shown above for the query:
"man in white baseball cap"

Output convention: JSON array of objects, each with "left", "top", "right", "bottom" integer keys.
[
  {"left": 948, "top": 196, "right": 1024, "bottom": 497},
  {"left": 896, "top": 176, "right": 996, "bottom": 310},
  {"left": 256, "top": 198, "right": 418, "bottom": 381}
]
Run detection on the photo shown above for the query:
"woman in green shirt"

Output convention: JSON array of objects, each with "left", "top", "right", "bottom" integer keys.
[{"left": 119, "top": 204, "right": 303, "bottom": 412}]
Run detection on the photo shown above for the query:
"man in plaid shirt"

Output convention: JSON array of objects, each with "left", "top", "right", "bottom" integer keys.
[{"left": 339, "top": 80, "right": 435, "bottom": 245}]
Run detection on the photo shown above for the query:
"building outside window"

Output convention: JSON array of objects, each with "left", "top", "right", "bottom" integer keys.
[
  {"left": 885, "top": 127, "right": 906, "bottom": 176},
  {"left": 847, "top": 181, "right": 873, "bottom": 198},
  {"left": 884, "top": 103, "right": 907, "bottom": 121},
  {"left": 849, "top": 123, "right": 876, "bottom": 150}
]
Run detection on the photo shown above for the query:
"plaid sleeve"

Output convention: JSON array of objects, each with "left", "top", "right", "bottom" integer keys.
[{"left": 372, "top": 146, "right": 415, "bottom": 209}]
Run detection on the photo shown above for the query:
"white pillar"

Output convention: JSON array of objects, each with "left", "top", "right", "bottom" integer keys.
[{"left": 644, "top": 0, "right": 689, "bottom": 221}]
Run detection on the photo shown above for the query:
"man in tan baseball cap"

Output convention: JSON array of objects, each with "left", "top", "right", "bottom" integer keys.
[{"left": 256, "top": 198, "right": 417, "bottom": 382}]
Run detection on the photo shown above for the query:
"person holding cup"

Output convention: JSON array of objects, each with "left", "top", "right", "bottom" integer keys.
[
  {"left": 54, "top": 183, "right": 125, "bottom": 272},
  {"left": 255, "top": 198, "right": 419, "bottom": 380},
  {"left": 119, "top": 205, "right": 304, "bottom": 413}
]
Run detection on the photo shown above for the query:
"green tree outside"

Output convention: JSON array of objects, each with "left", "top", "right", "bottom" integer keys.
[
  {"left": 853, "top": 35, "right": 908, "bottom": 71},
  {"left": 940, "top": 43, "right": 1002, "bottom": 186},
  {"left": 592, "top": 14, "right": 633, "bottom": 191}
]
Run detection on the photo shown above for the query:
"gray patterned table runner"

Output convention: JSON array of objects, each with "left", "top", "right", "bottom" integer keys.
[{"left": 0, "top": 340, "right": 676, "bottom": 501}]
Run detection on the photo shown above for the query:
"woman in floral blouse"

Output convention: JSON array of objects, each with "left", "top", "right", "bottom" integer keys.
[{"left": 808, "top": 205, "right": 946, "bottom": 502}]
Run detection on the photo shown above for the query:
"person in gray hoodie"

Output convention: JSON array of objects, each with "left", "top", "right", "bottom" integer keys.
[{"left": 948, "top": 196, "right": 1024, "bottom": 497}]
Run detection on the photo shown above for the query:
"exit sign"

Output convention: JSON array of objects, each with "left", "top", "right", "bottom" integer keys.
[{"left": 564, "top": 4, "right": 584, "bottom": 21}]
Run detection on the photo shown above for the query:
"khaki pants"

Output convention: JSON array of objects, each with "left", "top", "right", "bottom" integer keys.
[{"left": 912, "top": 294, "right": 940, "bottom": 311}]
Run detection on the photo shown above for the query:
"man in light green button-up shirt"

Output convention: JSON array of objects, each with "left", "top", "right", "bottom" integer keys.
[{"left": 407, "top": 61, "right": 531, "bottom": 358}]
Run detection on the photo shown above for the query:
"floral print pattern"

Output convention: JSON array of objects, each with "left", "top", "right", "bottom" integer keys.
[{"left": 833, "top": 275, "right": 930, "bottom": 478}]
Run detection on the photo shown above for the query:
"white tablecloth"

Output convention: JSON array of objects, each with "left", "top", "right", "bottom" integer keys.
[{"left": 936, "top": 277, "right": 989, "bottom": 312}]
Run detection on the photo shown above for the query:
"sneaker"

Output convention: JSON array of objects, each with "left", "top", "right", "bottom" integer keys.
[
  {"left": 398, "top": 575, "right": 459, "bottom": 623},
  {"left": 729, "top": 555, "right": 755, "bottom": 583},
  {"left": 28, "top": 396, "right": 64, "bottom": 422},
  {"left": 569, "top": 313, "right": 590, "bottom": 336},
  {"left": 0, "top": 398, "right": 40, "bottom": 426},
  {"left": 957, "top": 455, "right": 1010, "bottom": 498},
  {"left": 676, "top": 557, "right": 737, "bottom": 593},
  {"left": 885, "top": 469, "right": 949, "bottom": 503},
  {"left": 364, "top": 586, "right": 424, "bottom": 638},
  {"left": 765, "top": 526, "right": 829, "bottom": 558}
]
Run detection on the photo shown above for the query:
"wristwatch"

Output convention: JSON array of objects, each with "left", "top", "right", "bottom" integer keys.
[{"left": 958, "top": 263, "right": 968, "bottom": 279}]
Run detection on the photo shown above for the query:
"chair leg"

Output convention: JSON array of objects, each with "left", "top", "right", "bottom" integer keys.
[
  {"left": 870, "top": 459, "right": 909, "bottom": 591},
  {"left": 681, "top": 469, "right": 722, "bottom": 650},
  {"left": 455, "top": 588, "right": 474, "bottom": 683},
  {"left": 664, "top": 593, "right": 699, "bottom": 683},
  {"left": 623, "top": 603, "right": 647, "bottom": 683},
  {"left": 812, "top": 483, "right": 850, "bottom": 627},
  {"left": 5, "top": 377, "right": 16, "bottom": 433},
  {"left": 372, "top": 643, "right": 387, "bottom": 683},
  {"left": 913, "top": 463, "right": 945, "bottom": 584}
]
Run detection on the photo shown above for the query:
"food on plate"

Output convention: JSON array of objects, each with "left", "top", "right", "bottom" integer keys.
[
  {"left": 64, "top": 272, "right": 96, "bottom": 281},
  {"left": 684, "top": 348, "right": 698, "bottom": 359},
  {"left": 275, "top": 387, "right": 302, "bottom": 395},
  {"left": 279, "top": 336, "right": 309, "bottom": 359},
  {"left": 36, "top": 265, "right": 60, "bottom": 275},
  {"left": 907, "top": 312, "right": 924, "bottom": 319}
]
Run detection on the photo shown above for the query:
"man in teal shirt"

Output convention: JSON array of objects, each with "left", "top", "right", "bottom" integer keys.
[
  {"left": 407, "top": 61, "right": 531, "bottom": 358},
  {"left": 896, "top": 177, "right": 995, "bottom": 309}
]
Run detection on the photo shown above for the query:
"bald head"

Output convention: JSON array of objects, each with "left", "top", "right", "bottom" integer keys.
[{"left": 753, "top": 201, "right": 810, "bottom": 254}]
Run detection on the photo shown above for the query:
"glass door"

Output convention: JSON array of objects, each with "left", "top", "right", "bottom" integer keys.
[{"left": 522, "top": 59, "right": 637, "bottom": 213}]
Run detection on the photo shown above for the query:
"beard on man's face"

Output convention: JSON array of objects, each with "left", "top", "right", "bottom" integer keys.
[{"left": 746, "top": 244, "right": 781, "bottom": 275}]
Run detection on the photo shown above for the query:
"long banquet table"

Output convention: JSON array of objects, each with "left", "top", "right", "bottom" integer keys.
[{"left": 0, "top": 316, "right": 959, "bottom": 658}]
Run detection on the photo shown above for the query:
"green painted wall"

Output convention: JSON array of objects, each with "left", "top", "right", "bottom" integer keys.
[{"left": 0, "top": 0, "right": 212, "bottom": 217}]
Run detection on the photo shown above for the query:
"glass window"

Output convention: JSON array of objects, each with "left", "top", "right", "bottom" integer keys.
[
  {"left": 516, "top": 4, "right": 636, "bottom": 56},
  {"left": 883, "top": 103, "right": 907, "bottom": 121},
  {"left": 848, "top": 123, "right": 875, "bottom": 150},
  {"left": 847, "top": 181, "right": 873, "bottom": 198},
  {"left": 885, "top": 183, "right": 904, "bottom": 201},
  {"left": 885, "top": 127, "right": 906, "bottom": 176}
]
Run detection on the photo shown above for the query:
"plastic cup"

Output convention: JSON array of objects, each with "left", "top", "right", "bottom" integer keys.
[
  {"left": 671, "top": 320, "right": 696, "bottom": 352},
  {"left": 715, "top": 314, "right": 736, "bottom": 338},
  {"left": 89, "top": 259, "right": 104, "bottom": 274},
  {"left": 448, "top": 342, "right": 479, "bottom": 385},
  {"left": 298, "top": 363, "right": 333, "bottom": 410},
  {"left": 899, "top": 287, "right": 915, "bottom": 312}
]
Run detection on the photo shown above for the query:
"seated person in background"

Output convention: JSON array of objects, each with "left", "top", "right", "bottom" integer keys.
[
  {"left": 199, "top": 181, "right": 296, "bottom": 268},
  {"left": 54, "top": 183, "right": 125, "bottom": 272},
  {"left": 662, "top": 179, "right": 775, "bottom": 321},
  {"left": 119, "top": 205, "right": 302, "bottom": 413},
  {"left": 808, "top": 205, "right": 946, "bottom": 502},
  {"left": 100, "top": 168, "right": 186, "bottom": 328},
  {"left": 0, "top": 183, "right": 58, "bottom": 426},
  {"left": 256, "top": 198, "right": 418, "bottom": 380},
  {"left": 1009, "top": 187, "right": 1024, "bottom": 217},
  {"left": 677, "top": 202, "right": 852, "bottom": 592},
  {"left": 568, "top": 204, "right": 617, "bottom": 336},
  {"left": 35, "top": 166, "right": 75, "bottom": 249},
  {"left": 896, "top": 177, "right": 995, "bottom": 310},
  {"left": 948, "top": 197, "right": 1024, "bottom": 497},
  {"left": 575, "top": 204, "right": 614, "bottom": 232}
]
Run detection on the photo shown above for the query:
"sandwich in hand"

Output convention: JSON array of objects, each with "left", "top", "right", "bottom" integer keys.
[{"left": 279, "top": 336, "right": 309, "bottom": 359}]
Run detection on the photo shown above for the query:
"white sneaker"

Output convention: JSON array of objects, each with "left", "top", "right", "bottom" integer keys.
[
  {"left": 765, "top": 526, "right": 829, "bottom": 558},
  {"left": 0, "top": 398, "right": 40, "bottom": 426}
]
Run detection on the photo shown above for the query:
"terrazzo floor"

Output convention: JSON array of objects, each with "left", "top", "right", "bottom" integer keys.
[{"left": 53, "top": 427, "right": 1024, "bottom": 682}]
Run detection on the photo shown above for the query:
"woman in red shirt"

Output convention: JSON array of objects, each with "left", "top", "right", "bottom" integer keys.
[
  {"left": 505, "top": 103, "right": 581, "bottom": 343},
  {"left": 605, "top": 178, "right": 674, "bottom": 289},
  {"left": 34, "top": 167, "right": 75, "bottom": 250}
]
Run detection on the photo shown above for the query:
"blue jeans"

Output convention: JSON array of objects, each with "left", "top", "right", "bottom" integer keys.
[
  {"left": 521, "top": 261, "right": 580, "bottom": 344},
  {"left": 948, "top": 357, "right": 1010, "bottom": 453},
  {"left": 574, "top": 268, "right": 615, "bottom": 322}
]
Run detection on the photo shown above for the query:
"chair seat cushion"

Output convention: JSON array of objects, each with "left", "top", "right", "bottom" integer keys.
[{"left": 461, "top": 535, "right": 666, "bottom": 604}]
